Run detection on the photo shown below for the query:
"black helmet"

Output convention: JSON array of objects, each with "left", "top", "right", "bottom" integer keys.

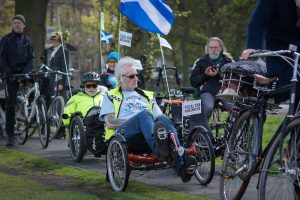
[{"left": 81, "top": 72, "right": 100, "bottom": 84}]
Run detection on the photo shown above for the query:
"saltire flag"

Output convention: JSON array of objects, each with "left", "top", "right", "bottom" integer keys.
[
  {"left": 100, "top": 30, "right": 113, "bottom": 43},
  {"left": 120, "top": 0, "right": 175, "bottom": 35}
]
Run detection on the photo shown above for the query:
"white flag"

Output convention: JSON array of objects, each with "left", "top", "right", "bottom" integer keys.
[{"left": 158, "top": 36, "right": 172, "bottom": 50}]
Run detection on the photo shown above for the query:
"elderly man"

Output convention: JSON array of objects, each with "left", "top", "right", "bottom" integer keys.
[
  {"left": 0, "top": 14, "right": 34, "bottom": 146},
  {"left": 100, "top": 56, "right": 197, "bottom": 182}
]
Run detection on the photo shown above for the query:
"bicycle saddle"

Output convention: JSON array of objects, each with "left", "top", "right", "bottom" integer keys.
[{"left": 253, "top": 74, "right": 278, "bottom": 84}]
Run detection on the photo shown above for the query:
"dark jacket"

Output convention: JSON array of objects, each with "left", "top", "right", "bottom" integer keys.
[
  {"left": 246, "top": 0, "right": 300, "bottom": 102},
  {"left": 100, "top": 69, "right": 115, "bottom": 90},
  {"left": 0, "top": 30, "right": 34, "bottom": 77},
  {"left": 190, "top": 54, "right": 232, "bottom": 96},
  {"left": 49, "top": 45, "right": 69, "bottom": 86}
]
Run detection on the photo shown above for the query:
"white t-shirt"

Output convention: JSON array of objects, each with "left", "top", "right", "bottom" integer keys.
[{"left": 99, "top": 90, "right": 162, "bottom": 120}]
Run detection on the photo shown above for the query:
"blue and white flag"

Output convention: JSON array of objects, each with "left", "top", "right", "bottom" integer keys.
[
  {"left": 100, "top": 30, "right": 113, "bottom": 43},
  {"left": 120, "top": 0, "right": 175, "bottom": 35}
]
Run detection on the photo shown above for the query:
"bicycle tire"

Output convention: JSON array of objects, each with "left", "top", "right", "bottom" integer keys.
[
  {"left": 48, "top": 96, "right": 65, "bottom": 140},
  {"left": 188, "top": 128, "right": 215, "bottom": 185},
  {"left": 36, "top": 97, "right": 50, "bottom": 149},
  {"left": 220, "top": 110, "right": 258, "bottom": 200},
  {"left": 14, "top": 99, "right": 28, "bottom": 145},
  {"left": 258, "top": 117, "right": 300, "bottom": 200},
  {"left": 69, "top": 115, "right": 87, "bottom": 162},
  {"left": 107, "top": 136, "right": 130, "bottom": 192}
]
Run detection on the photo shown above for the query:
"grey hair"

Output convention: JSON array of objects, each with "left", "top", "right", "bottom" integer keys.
[
  {"left": 115, "top": 56, "right": 138, "bottom": 78},
  {"left": 205, "top": 37, "right": 233, "bottom": 60}
]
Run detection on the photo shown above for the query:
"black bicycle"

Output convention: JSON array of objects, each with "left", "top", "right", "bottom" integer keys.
[{"left": 219, "top": 48, "right": 299, "bottom": 200}]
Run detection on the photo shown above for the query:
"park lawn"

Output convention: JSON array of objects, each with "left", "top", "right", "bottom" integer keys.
[
  {"left": 0, "top": 172, "right": 98, "bottom": 200},
  {"left": 215, "top": 114, "right": 284, "bottom": 167},
  {"left": 0, "top": 148, "right": 209, "bottom": 200}
]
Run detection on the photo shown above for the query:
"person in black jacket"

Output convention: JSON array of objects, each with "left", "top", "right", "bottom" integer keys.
[
  {"left": 48, "top": 31, "right": 70, "bottom": 101},
  {"left": 242, "top": 0, "right": 300, "bottom": 103},
  {"left": 0, "top": 15, "right": 34, "bottom": 146},
  {"left": 190, "top": 37, "right": 233, "bottom": 122}
]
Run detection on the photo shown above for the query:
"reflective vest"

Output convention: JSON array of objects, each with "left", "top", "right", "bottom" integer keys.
[
  {"left": 63, "top": 92, "right": 104, "bottom": 126},
  {"left": 105, "top": 87, "right": 154, "bottom": 140}
]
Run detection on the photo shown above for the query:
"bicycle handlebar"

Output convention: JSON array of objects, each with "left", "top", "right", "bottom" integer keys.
[
  {"left": 39, "top": 64, "right": 71, "bottom": 76},
  {"left": 14, "top": 71, "right": 48, "bottom": 80},
  {"left": 248, "top": 50, "right": 292, "bottom": 58}
]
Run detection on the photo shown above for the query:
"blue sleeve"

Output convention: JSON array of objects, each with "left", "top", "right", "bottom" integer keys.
[{"left": 246, "top": 0, "right": 276, "bottom": 49}]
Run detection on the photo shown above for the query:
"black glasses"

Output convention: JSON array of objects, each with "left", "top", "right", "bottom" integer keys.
[
  {"left": 122, "top": 74, "right": 138, "bottom": 79},
  {"left": 85, "top": 84, "right": 98, "bottom": 89}
]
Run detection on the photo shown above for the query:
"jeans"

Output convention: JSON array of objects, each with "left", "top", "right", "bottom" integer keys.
[
  {"left": 116, "top": 110, "right": 180, "bottom": 155},
  {"left": 200, "top": 92, "right": 215, "bottom": 121}
]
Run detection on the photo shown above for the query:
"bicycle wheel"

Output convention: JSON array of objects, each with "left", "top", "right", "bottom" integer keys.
[
  {"left": 48, "top": 96, "right": 65, "bottom": 140},
  {"left": 258, "top": 117, "right": 300, "bottom": 200},
  {"left": 107, "top": 137, "right": 129, "bottom": 192},
  {"left": 220, "top": 110, "right": 258, "bottom": 200},
  {"left": 188, "top": 128, "right": 215, "bottom": 185},
  {"left": 69, "top": 115, "right": 87, "bottom": 162},
  {"left": 36, "top": 97, "right": 50, "bottom": 149},
  {"left": 14, "top": 99, "right": 28, "bottom": 145}
]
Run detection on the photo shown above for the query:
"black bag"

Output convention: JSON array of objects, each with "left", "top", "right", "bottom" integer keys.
[{"left": 84, "top": 106, "right": 107, "bottom": 156}]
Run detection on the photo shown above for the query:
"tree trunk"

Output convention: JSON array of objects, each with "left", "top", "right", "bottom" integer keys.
[
  {"left": 179, "top": 0, "right": 190, "bottom": 86},
  {"left": 15, "top": 0, "right": 49, "bottom": 66}
]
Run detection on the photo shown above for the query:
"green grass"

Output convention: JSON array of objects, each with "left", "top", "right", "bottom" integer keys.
[
  {"left": 214, "top": 113, "right": 284, "bottom": 167},
  {"left": 0, "top": 172, "right": 97, "bottom": 200},
  {"left": 0, "top": 148, "right": 209, "bottom": 200}
]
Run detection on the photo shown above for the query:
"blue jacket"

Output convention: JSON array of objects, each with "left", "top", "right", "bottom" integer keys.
[{"left": 246, "top": 0, "right": 300, "bottom": 102}]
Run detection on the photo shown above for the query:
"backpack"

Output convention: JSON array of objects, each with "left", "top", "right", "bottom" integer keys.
[{"left": 84, "top": 106, "right": 107, "bottom": 156}]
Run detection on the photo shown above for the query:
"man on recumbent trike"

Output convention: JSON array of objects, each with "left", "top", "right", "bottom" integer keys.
[{"left": 100, "top": 56, "right": 197, "bottom": 182}]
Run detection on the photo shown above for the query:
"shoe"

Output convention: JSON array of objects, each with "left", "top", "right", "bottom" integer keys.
[
  {"left": 153, "top": 121, "right": 169, "bottom": 158},
  {"left": 6, "top": 137, "right": 15, "bottom": 147},
  {"left": 178, "top": 155, "right": 197, "bottom": 183}
]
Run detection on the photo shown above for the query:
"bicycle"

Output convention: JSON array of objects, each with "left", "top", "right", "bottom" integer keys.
[
  {"left": 157, "top": 87, "right": 215, "bottom": 185},
  {"left": 14, "top": 71, "right": 50, "bottom": 148},
  {"left": 219, "top": 48, "right": 298, "bottom": 200}
]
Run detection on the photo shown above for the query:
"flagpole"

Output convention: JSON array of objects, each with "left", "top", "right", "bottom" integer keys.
[
  {"left": 157, "top": 34, "right": 171, "bottom": 102},
  {"left": 118, "top": 12, "right": 122, "bottom": 56},
  {"left": 57, "top": 14, "right": 72, "bottom": 97},
  {"left": 99, "top": 11, "right": 103, "bottom": 73}
]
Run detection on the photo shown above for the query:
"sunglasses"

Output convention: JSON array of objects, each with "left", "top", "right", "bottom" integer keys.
[
  {"left": 85, "top": 84, "right": 98, "bottom": 89},
  {"left": 122, "top": 74, "right": 138, "bottom": 79}
]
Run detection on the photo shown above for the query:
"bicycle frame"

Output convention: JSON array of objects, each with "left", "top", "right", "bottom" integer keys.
[{"left": 17, "top": 80, "right": 41, "bottom": 124}]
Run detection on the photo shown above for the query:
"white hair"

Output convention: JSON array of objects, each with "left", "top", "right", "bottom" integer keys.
[{"left": 115, "top": 56, "right": 138, "bottom": 78}]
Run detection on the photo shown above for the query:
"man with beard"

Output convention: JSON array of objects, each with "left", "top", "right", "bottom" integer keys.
[
  {"left": 190, "top": 37, "right": 233, "bottom": 123},
  {"left": 242, "top": 0, "right": 300, "bottom": 104},
  {"left": 62, "top": 72, "right": 103, "bottom": 127}
]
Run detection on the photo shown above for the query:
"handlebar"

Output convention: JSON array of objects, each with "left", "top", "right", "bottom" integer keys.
[
  {"left": 14, "top": 71, "right": 48, "bottom": 80},
  {"left": 248, "top": 50, "right": 292, "bottom": 58},
  {"left": 39, "top": 64, "right": 72, "bottom": 76}
]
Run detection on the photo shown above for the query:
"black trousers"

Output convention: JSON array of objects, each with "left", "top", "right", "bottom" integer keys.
[{"left": 5, "top": 79, "right": 20, "bottom": 138}]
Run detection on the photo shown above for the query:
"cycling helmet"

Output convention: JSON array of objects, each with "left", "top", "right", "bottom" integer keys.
[
  {"left": 81, "top": 72, "right": 100, "bottom": 84},
  {"left": 106, "top": 52, "right": 120, "bottom": 62}
]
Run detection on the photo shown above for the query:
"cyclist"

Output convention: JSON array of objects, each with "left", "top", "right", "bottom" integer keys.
[
  {"left": 100, "top": 56, "right": 197, "bottom": 183},
  {"left": 62, "top": 72, "right": 103, "bottom": 127}
]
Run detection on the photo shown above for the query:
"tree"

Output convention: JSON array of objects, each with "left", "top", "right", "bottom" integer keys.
[{"left": 15, "top": 0, "right": 49, "bottom": 66}]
